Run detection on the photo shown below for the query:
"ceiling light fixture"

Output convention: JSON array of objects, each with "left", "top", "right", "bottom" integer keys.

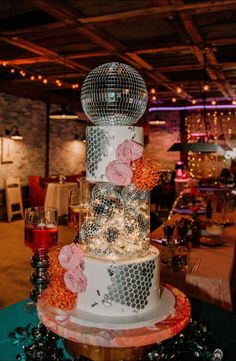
[
  {"left": 49, "top": 105, "right": 78, "bottom": 120},
  {"left": 167, "top": 49, "right": 232, "bottom": 154}
]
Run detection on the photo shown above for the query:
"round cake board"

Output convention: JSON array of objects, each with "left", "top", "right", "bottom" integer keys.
[{"left": 37, "top": 284, "right": 191, "bottom": 361}]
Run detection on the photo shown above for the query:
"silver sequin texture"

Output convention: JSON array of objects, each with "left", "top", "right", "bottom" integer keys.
[
  {"left": 105, "top": 260, "right": 155, "bottom": 311},
  {"left": 86, "top": 127, "right": 111, "bottom": 177}
]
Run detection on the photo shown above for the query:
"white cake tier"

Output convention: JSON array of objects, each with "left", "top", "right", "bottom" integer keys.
[
  {"left": 85, "top": 125, "right": 144, "bottom": 183},
  {"left": 77, "top": 246, "right": 160, "bottom": 318}
]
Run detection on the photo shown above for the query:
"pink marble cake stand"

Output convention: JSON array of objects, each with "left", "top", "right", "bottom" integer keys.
[{"left": 37, "top": 283, "right": 191, "bottom": 361}]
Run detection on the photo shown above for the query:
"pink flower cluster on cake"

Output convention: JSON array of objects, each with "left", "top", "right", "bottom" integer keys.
[
  {"left": 105, "top": 139, "right": 143, "bottom": 186},
  {"left": 116, "top": 140, "right": 143, "bottom": 165},
  {"left": 58, "top": 244, "right": 87, "bottom": 293}
]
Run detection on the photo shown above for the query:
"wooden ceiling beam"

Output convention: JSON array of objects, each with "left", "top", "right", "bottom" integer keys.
[
  {"left": 1, "top": 0, "right": 234, "bottom": 105},
  {"left": 125, "top": 53, "right": 154, "bottom": 71},
  {"left": 68, "top": 50, "right": 111, "bottom": 59},
  {"left": 33, "top": 0, "right": 79, "bottom": 24},
  {"left": 1, "top": 21, "right": 68, "bottom": 36},
  {"left": 136, "top": 45, "right": 191, "bottom": 55},
  {"left": 33, "top": 0, "right": 178, "bottom": 95},
  {"left": 0, "top": 36, "right": 90, "bottom": 73},
  {"left": 2, "top": 56, "right": 54, "bottom": 65},
  {"left": 205, "top": 48, "right": 236, "bottom": 98},
  {"left": 206, "top": 37, "right": 236, "bottom": 47},
  {"left": 155, "top": 64, "right": 202, "bottom": 72},
  {"left": 46, "top": 72, "right": 84, "bottom": 79},
  {"left": 78, "top": 26, "right": 124, "bottom": 52},
  {"left": 30, "top": 0, "right": 196, "bottom": 100},
  {"left": 223, "top": 62, "right": 236, "bottom": 70},
  {"left": 77, "top": 1, "right": 236, "bottom": 24},
  {"left": 34, "top": 0, "right": 125, "bottom": 53},
  {"left": 180, "top": 11, "right": 235, "bottom": 99},
  {"left": 78, "top": 7, "right": 173, "bottom": 24}
]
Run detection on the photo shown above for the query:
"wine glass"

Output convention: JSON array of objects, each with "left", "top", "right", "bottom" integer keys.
[
  {"left": 68, "top": 178, "right": 91, "bottom": 243},
  {"left": 24, "top": 206, "right": 58, "bottom": 313},
  {"left": 68, "top": 189, "right": 80, "bottom": 231}
]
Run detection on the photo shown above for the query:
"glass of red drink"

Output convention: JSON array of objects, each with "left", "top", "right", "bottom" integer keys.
[
  {"left": 24, "top": 206, "right": 58, "bottom": 313},
  {"left": 25, "top": 206, "right": 58, "bottom": 252}
]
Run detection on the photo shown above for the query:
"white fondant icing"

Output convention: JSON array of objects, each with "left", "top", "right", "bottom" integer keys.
[
  {"left": 86, "top": 126, "right": 144, "bottom": 183},
  {"left": 77, "top": 245, "right": 160, "bottom": 318}
]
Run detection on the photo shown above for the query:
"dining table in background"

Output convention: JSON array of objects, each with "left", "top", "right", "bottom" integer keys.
[
  {"left": 44, "top": 182, "right": 78, "bottom": 216},
  {"left": 151, "top": 216, "right": 236, "bottom": 311}
]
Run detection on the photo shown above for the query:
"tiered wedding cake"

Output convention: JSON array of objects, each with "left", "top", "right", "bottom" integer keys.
[{"left": 41, "top": 62, "right": 167, "bottom": 329}]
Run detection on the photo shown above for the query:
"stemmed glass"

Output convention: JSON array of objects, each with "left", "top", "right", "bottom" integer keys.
[
  {"left": 24, "top": 206, "right": 58, "bottom": 313},
  {"left": 68, "top": 177, "right": 91, "bottom": 242}
]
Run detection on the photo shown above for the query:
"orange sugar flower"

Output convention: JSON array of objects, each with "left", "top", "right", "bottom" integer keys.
[
  {"left": 48, "top": 247, "right": 65, "bottom": 280},
  {"left": 132, "top": 156, "right": 161, "bottom": 191},
  {"left": 42, "top": 281, "right": 77, "bottom": 311},
  {"left": 44, "top": 247, "right": 77, "bottom": 310}
]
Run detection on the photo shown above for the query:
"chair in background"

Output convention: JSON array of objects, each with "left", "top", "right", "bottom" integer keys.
[
  {"left": 29, "top": 176, "right": 47, "bottom": 207},
  {"left": 5, "top": 177, "right": 24, "bottom": 221}
]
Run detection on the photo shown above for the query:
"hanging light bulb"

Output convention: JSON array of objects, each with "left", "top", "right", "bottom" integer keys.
[
  {"left": 150, "top": 88, "right": 156, "bottom": 94},
  {"left": 172, "top": 97, "right": 177, "bottom": 103}
]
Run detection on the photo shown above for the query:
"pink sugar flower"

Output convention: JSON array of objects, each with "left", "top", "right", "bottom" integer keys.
[
  {"left": 59, "top": 243, "right": 85, "bottom": 271},
  {"left": 64, "top": 268, "right": 87, "bottom": 293},
  {"left": 116, "top": 140, "right": 143, "bottom": 165},
  {"left": 105, "top": 160, "right": 133, "bottom": 186}
]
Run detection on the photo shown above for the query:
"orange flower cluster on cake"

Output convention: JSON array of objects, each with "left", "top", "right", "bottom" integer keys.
[
  {"left": 40, "top": 244, "right": 87, "bottom": 311},
  {"left": 132, "top": 156, "right": 161, "bottom": 191}
]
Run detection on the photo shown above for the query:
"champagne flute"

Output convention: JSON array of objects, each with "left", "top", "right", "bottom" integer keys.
[{"left": 24, "top": 206, "right": 58, "bottom": 313}]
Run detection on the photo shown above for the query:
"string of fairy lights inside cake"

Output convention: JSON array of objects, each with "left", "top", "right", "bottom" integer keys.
[{"left": 0, "top": 61, "right": 80, "bottom": 90}]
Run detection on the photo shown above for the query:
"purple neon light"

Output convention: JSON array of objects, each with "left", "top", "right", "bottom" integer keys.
[{"left": 149, "top": 104, "right": 236, "bottom": 112}]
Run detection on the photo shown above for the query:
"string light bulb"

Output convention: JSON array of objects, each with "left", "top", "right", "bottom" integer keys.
[
  {"left": 203, "top": 83, "right": 210, "bottom": 92},
  {"left": 176, "top": 86, "right": 182, "bottom": 94},
  {"left": 0, "top": 62, "right": 80, "bottom": 91}
]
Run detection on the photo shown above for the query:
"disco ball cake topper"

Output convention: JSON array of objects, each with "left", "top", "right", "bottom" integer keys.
[{"left": 81, "top": 62, "right": 148, "bottom": 126}]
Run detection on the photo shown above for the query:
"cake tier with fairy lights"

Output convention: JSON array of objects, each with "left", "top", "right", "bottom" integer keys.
[{"left": 39, "top": 62, "right": 165, "bottom": 329}]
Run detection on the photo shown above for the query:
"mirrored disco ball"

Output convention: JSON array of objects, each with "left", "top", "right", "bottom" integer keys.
[
  {"left": 81, "top": 62, "right": 148, "bottom": 125},
  {"left": 122, "top": 184, "right": 149, "bottom": 207}
]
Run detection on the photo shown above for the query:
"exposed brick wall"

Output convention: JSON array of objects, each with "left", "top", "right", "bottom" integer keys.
[
  {"left": 49, "top": 118, "right": 86, "bottom": 176},
  {"left": 0, "top": 93, "right": 86, "bottom": 189},
  {"left": 145, "top": 110, "right": 181, "bottom": 170},
  {"left": 0, "top": 93, "right": 46, "bottom": 189}
]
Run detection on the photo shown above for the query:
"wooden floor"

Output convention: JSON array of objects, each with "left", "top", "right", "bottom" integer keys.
[{"left": 0, "top": 219, "right": 76, "bottom": 309}]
